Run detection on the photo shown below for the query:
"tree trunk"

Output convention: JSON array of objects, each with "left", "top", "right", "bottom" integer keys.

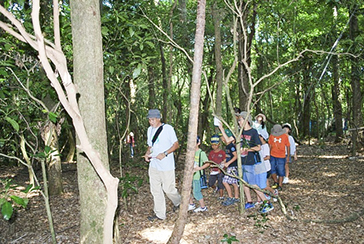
[
  {"left": 168, "top": 0, "right": 206, "bottom": 242},
  {"left": 148, "top": 66, "right": 156, "bottom": 110},
  {"left": 349, "top": 10, "right": 362, "bottom": 155},
  {"left": 65, "top": 127, "right": 75, "bottom": 162},
  {"left": 237, "top": 2, "right": 256, "bottom": 111},
  {"left": 331, "top": 54, "right": 343, "bottom": 142},
  {"left": 70, "top": 0, "right": 111, "bottom": 242},
  {"left": 43, "top": 122, "right": 63, "bottom": 196},
  {"left": 212, "top": 1, "right": 223, "bottom": 116}
]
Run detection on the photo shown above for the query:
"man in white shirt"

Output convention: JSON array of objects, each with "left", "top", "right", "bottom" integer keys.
[{"left": 144, "top": 109, "right": 181, "bottom": 221}]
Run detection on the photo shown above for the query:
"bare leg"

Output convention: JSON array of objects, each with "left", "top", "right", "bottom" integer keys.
[
  {"left": 285, "top": 162, "right": 289, "bottom": 178},
  {"left": 278, "top": 176, "right": 283, "bottom": 187},
  {"left": 244, "top": 186, "right": 252, "bottom": 202},
  {"left": 233, "top": 184, "right": 239, "bottom": 199},
  {"left": 198, "top": 198, "right": 206, "bottom": 208},
  {"left": 271, "top": 173, "right": 278, "bottom": 184},
  {"left": 223, "top": 182, "right": 233, "bottom": 198}
]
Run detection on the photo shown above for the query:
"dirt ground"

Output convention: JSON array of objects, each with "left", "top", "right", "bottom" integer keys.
[{"left": 1, "top": 142, "right": 364, "bottom": 244}]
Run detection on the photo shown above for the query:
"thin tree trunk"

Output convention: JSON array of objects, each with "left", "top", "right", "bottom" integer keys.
[
  {"left": 43, "top": 122, "right": 63, "bottom": 195},
  {"left": 349, "top": 10, "right": 362, "bottom": 155},
  {"left": 212, "top": 1, "right": 223, "bottom": 116},
  {"left": 168, "top": 0, "right": 206, "bottom": 242},
  {"left": 331, "top": 54, "right": 343, "bottom": 142}
]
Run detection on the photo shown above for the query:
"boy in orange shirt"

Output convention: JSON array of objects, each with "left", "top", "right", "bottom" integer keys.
[{"left": 268, "top": 124, "right": 290, "bottom": 191}]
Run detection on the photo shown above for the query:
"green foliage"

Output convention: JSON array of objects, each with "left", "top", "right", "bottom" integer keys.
[
  {"left": 247, "top": 212, "right": 270, "bottom": 233},
  {"left": 0, "top": 179, "right": 30, "bottom": 221},
  {"left": 221, "top": 233, "right": 239, "bottom": 243},
  {"left": 119, "top": 173, "right": 143, "bottom": 200}
]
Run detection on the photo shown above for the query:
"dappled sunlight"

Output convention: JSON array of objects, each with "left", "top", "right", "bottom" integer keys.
[
  {"left": 139, "top": 225, "right": 190, "bottom": 244},
  {"left": 299, "top": 155, "right": 347, "bottom": 159},
  {"left": 322, "top": 172, "right": 337, "bottom": 177}
]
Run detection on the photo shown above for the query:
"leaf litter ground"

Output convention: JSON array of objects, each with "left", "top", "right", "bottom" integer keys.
[{"left": 1, "top": 143, "right": 363, "bottom": 243}]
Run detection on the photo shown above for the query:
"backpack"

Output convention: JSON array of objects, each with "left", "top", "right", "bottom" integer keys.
[{"left": 198, "top": 150, "right": 208, "bottom": 189}]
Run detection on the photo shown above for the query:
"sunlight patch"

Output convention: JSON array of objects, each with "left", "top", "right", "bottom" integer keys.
[
  {"left": 139, "top": 227, "right": 189, "bottom": 243},
  {"left": 322, "top": 172, "right": 337, "bottom": 177},
  {"left": 139, "top": 227, "right": 172, "bottom": 243}
]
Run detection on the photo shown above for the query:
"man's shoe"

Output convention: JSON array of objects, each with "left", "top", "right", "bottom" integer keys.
[
  {"left": 277, "top": 186, "right": 282, "bottom": 191},
  {"left": 147, "top": 215, "right": 163, "bottom": 221},
  {"left": 172, "top": 204, "right": 180, "bottom": 212},
  {"left": 271, "top": 182, "right": 278, "bottom": 189},
  {"left": 188, "top": 204, "right": 196, "bottom": 211},
  {"left": 193, "top": 206, "right": 208, "bottom": 212},
  {"left": 245, "top": 202, "right": 255, "bottom": 209}
]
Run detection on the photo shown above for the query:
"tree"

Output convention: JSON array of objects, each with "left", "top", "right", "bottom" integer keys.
[
  {"left": 168, "top": 0, "right": 206, "bottom": 242},
  {"left": 1, "top": 0, "right": 119, "bottom": 242}
]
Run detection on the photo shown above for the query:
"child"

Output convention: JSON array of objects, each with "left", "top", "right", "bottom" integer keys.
[
  {"left": 189, "top": 136, "right": 209, "bottom": 212},
  {"left": 208, "top": 135, "right": 226, "bottom": 200},
  {"left": 268, "top": 124, "right": 290, "bottom": 191},
  {"left": 237, "top": 111, "right": 269, "bottom": 209},
  {"left": 256, "top": 133, "right": 275, "bottom": 213},
  {"left": 253, "top": 113, "right": 269, "bottom": 140},
  {"left": 218, "top": 128, "right": 239, "bottom": 206},
  {"left": 282, "top": 123, "right": 297, "bottom": 184}
]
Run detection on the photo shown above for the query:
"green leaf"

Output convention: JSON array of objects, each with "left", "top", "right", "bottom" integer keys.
[
  {"left": 1, "top": 201, "right": 13, "bottom": 221},
  {"left": 0, "top": 198, "right": 6, "bottom": 207},
  {"left": 109, "top": 66, "right": 114, "bottom": 74},
  {"left": 48, "top": 112, "right": 57, "bottom": 123},
  {"left": 10, "top": 195, "right": 28, "bottom": 208},
  {"left": 129, "top": 27, "right": 135, "bottom": 37},
  {"left": 101, "top": 26, "right": 109, "bottom": 36},
  {"left": 22, "top": 184, "right": 33, "bottom": 193},
  {"left": 132, "top": 65, "right": 141, "bottom": 79},
  {"left": 44, "top": 146, "right": 52, "bottom": 154},
  {"left": 5, "top": 117, "right": 19, "bottom": 132}
]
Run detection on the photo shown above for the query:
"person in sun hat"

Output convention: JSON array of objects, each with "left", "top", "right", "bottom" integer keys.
[
  {"left": 253, "top": 113, "right": 269, "bottom": 140},
  {"left": 268, "top": 124, "right": 290, "bottom": 191},
  {"left": 207, "top": 134, "right": 226, "bottom": 200},
  {"left": 282, "top": 123, "right": 297, "bottom": 184},
  {"left": 144, "top": 109, "right": 181, "bottom": 221}
]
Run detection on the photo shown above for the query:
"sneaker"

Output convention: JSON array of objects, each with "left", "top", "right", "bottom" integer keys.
[
  {"left": 188, "top": 204, "right": 196, "bottom": 211},
  {"left": 218, "top": 197, "right": 225, "bottom": 200},
  {"left": 272, "top": 192, "right": 278, "bottom": 202},
  {"left": 193, "top": 206, "right": 208, "bottom": 212},
  {"left": 283, "top": 177, "right": 289, "bottom": 184},
  {"left": 272, "top": 182, "right": 278, "bottom": 189},
  {"left": 233, "top": 198, "right": 240, "bottom": 203},
  {"left": 277, "top": 186, "right": 282, "bottom": 191},
  {"left": 254, "top": 201, "right": 263, "bottom": 206},
  {"left": 245, "top": 202, "right": 255, "bottom": 209},
  {"left": 222, "top": 198, "right": 235, "bottom": 206},
  {"left": 260, "top": 202, "right": 274, "bottom": 213},
  {"left": 147, "top": 215, "right": 163, "bottom": 221}
]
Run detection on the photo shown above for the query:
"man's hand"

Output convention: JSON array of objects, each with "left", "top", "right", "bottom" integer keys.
[
  {"left": 156, "top": 153, "right": 166, "bottom": 160},
  {"left": 144, "top": 154, "right": 151, "bottom": 162}
]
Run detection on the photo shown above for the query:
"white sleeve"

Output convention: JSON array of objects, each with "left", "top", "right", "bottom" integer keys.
[{"left": 289, "top": 136, "right": 296, "bottom": 155}]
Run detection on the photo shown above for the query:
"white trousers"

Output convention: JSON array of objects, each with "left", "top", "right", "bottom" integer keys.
[{"left": 148, "top": 166, "right": 181, "bottom": 219}]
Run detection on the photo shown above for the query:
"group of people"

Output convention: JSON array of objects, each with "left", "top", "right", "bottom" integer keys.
[{"left": 143, "top": 108, "right": 297, "bottom": 221}]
